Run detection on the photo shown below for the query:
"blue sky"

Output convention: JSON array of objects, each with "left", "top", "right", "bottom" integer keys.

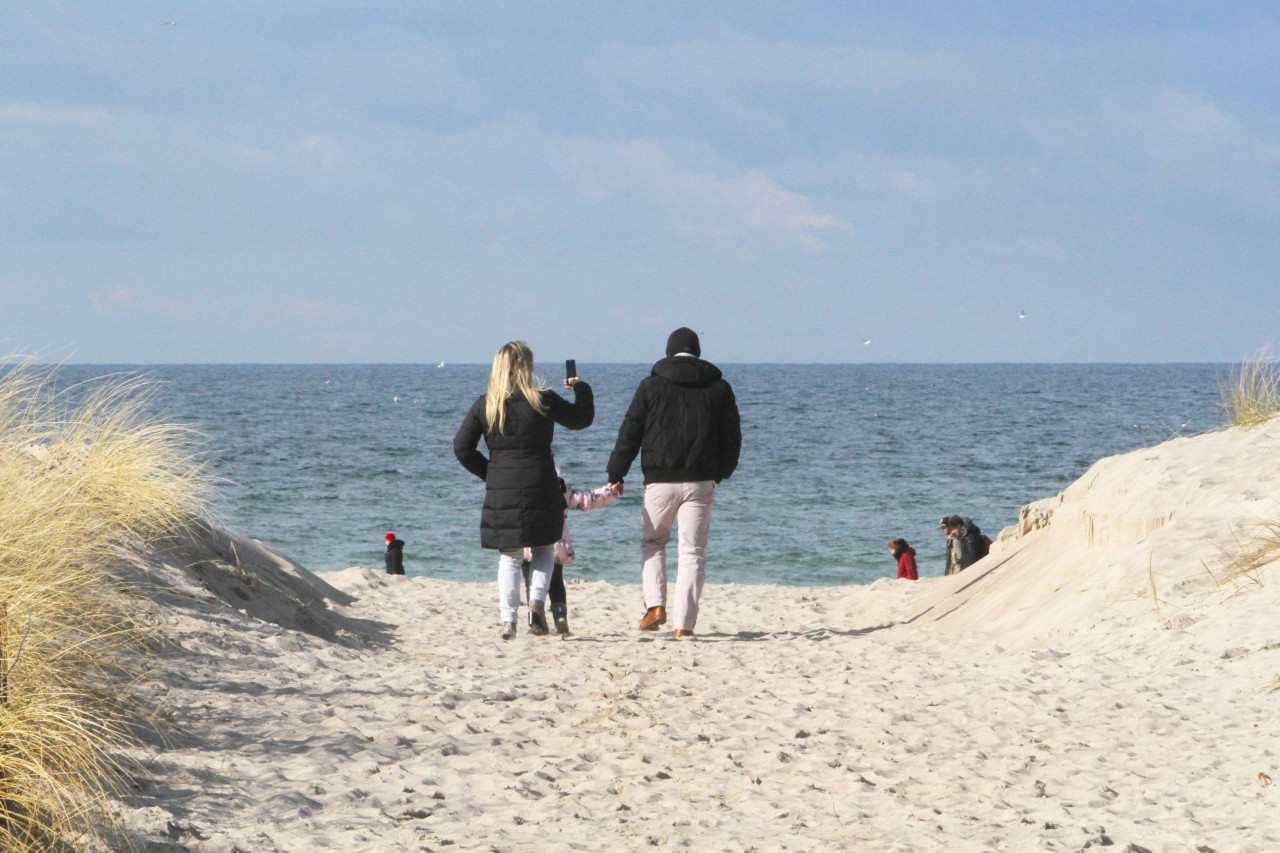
[{"left": 2, "top": 2, "right": 1278, "bottom": 363}]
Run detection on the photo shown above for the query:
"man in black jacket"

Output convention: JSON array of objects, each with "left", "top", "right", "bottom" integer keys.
[{"left": 607, "top": 327, "right": 741, "bottom": 637}]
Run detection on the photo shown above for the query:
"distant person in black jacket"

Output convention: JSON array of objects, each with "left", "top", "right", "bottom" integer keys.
[
  {"left": 384, "top": 532, "right": 405, "bottom": 575},
  {"left": 606, "top": 327, "right": 742, "bottom": 637},
  {"left": 454, "top": 341, "right": 594, "bottom": 640}
]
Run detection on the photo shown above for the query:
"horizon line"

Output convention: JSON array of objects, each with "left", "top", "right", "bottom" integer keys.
[{"left": 35, "top": 359, "right": 1242, "bottom": 368}]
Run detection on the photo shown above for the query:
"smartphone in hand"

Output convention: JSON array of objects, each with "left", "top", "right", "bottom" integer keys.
[{"left": 565, "top": 359, "right": 577, "bottom": 380}]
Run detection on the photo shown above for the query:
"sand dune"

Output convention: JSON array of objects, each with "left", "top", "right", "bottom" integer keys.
[{"left": 111, "top": 422, "right": 1280, "bottom": 851}]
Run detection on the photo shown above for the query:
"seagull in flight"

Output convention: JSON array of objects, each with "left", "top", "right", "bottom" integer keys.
[
  {"left": 1018, "top": 310, "right": 1026, "bottom": 320},
  {"left": 862, "top": 339, "right": 872, "bottom": 346}
]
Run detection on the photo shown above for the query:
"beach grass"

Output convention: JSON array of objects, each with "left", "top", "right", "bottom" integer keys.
[
  {"left": 0, "top": 361, "right": 208, "bottom": 850},
  {"left": 1219, "top": 347, "right": 1280, "bottom": 429},
  {"left": 1208, "top": 522, "right": 1277, "bottom": 594}
]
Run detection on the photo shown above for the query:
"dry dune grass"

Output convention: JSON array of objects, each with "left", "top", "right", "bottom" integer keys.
[
  {"left": 1208, "top": 353, "right": 1280, "bottom": 687},
  {"left": 0, "top": 361, "right": 208, "bottom": 850},
  {"left": 1220, "top": 346, "right": 1280, "bottom": 429},
  {"left": 1215, "top": 352, "right": 1280, "bottom": 677},
  {"left": 1208, "top": 521, "right": 1278, "bottom": 592}
]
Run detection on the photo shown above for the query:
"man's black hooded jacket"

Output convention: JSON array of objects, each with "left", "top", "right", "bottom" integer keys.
[{"left": 607, "top": 355, "right": 741, "bottom": 485}]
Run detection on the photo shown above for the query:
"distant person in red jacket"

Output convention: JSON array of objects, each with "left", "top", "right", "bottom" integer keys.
[{"left": 888, "top": 538, "right": 918, "bottom": 580}]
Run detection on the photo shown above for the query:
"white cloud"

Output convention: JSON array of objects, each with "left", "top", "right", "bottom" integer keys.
[
  {"left": 560, "top": 140, "right": 854, "bottom": 255},
  {"left": 87, "top": 287, "right": 137, "bottom": 315},
  {"left": 125, "top": 120, "right": 386, "bottom": 190},
  {"left": 1016, "top": 236, "right": 1069, "bottom": 261},
  {"left": 288, "top": 298, "right": 363, "bottom": 325},
  {"left": 593, "top": 38, "right": 962, "bottom": 106},
  {"left": 0, "top": 101, "right": 108, "bottom": 127},
  {"left": 844, "top": 152, "right": 943, "bottom": 200},
  {"left": 87, "top": 282, "right": 363, "bottom": 335},
  {"left": 286, "top": 135, "right": 349, "bottom": 187},
  {"left": 87, "top": 287, "right": 210, "bottom": 323},
  {"left": 1138, "top": 90, "right": 1280, "bottom": 171},
  {"left": 1024, "top": 90, "right": 1280, "bottom": 197},
  {"left": 730, "top": 170, "right": 854, "bottom": 252},
  {"left": 2, "top": 98, "right": 383, "bottom": 192}
]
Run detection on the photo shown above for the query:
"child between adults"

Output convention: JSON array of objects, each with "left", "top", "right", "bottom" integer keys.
[
  {"left": 888, "top": 538, "right": 918, "bottom": 580},
  {"left": 522, "top": 476, "right": 620, "bottom": 635}
]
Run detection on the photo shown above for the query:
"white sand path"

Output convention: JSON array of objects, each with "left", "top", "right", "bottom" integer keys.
[{"left": 113, "top": 422, "right": 1280, "bottom": 851}]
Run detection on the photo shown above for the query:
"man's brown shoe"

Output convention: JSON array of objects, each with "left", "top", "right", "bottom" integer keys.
[
  {"left": 674, "top": 629, "right": 694, "bottom": 637},
  {"left": 639, "top": 606, "right": 666, "bottom": 630}
]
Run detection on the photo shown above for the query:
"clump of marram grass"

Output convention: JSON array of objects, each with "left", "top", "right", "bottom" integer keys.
[
  {"left": 1205, "top": 520, "right": 1278, "bottom": 595},
  {"left": 1206, "top": 521, "right": 1279, "bottom": 695},
  {"left": 0, "top": 360, "right": 208, "bottom": 850},
  {"left": 1220, "top": 346, "right": 1280, "bottom": 429}
]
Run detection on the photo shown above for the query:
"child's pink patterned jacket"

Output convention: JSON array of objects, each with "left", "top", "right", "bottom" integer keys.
[{"left": 524, "top": 483, "right": 619, "bottom": 565}]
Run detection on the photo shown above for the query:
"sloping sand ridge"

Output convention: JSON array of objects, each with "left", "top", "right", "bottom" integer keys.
[{"left": 110, "top": 422, "right": 1280, "bottom": 851}]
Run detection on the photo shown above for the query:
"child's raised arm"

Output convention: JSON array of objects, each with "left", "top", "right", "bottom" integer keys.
[{"left": 565, "top": 483, "right": 619, "bottom": 512}]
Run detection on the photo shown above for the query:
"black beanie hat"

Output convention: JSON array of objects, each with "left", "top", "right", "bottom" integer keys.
[{"left": 665, "top": 327, "right": 701, "bottom": 358}]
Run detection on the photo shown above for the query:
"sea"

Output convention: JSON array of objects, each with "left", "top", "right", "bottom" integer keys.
[{"left": 56, "top": 363, "right": 1229, "bottom": 586}]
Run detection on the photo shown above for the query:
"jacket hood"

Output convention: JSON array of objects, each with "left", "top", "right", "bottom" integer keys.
[{"left": 650, "top": 355, "right": 723, "bottom": 388}]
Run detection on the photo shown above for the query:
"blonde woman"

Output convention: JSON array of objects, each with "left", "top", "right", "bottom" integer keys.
[{"left": 454, "top": 341, "right": 595, "bottom": 639}]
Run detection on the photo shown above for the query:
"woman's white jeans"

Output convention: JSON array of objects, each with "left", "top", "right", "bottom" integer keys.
[
  {"left": 498, "top": 546, "right": 552, "bottom": 622},
  {"left": 641, "top": 481, "right": 716, "bottom": 631}
]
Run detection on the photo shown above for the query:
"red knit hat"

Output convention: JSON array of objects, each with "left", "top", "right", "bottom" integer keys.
[{"left": 385, "top": 532, "right": 395, "bottom": 541}]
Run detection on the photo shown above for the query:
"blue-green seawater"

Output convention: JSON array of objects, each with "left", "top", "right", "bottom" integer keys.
[{"left": 56, "top": 363, "right": 1225, "bottom": 585}]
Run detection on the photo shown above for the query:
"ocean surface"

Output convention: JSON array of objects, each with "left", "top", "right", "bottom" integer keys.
[{"left": 57, "top": 363, "right": 1228, "bottom": 586}]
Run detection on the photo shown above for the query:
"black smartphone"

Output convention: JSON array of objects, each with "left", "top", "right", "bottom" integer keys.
[{"left": 565, "top": 359, "right": 577, "bottom": 379}]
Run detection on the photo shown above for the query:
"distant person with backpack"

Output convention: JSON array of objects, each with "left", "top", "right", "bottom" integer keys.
[{"left": 940, "top": 515, "right": 989, "bottom": 575}]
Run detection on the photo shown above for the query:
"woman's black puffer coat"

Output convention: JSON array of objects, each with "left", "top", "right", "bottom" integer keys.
[{"left": 454, "top": 383, "right": 593, "bottom": 550}]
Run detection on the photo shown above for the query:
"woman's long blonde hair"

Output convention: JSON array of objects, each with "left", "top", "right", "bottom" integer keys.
[{"left": 485, "top": 340, "right": 547, "bottom": 434}]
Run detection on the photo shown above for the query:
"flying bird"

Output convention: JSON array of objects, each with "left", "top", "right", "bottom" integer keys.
[
  {"left": 862, "top": 339, "right": 872, "bottom": 346},
  {"left": 1018, "top": 310, "right": 1026, "bottom": 319}
]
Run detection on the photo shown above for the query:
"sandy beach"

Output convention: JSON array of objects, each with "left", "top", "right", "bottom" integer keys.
[{"left": 111, "top": 421, "right": 1280, "bottom": 852}]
